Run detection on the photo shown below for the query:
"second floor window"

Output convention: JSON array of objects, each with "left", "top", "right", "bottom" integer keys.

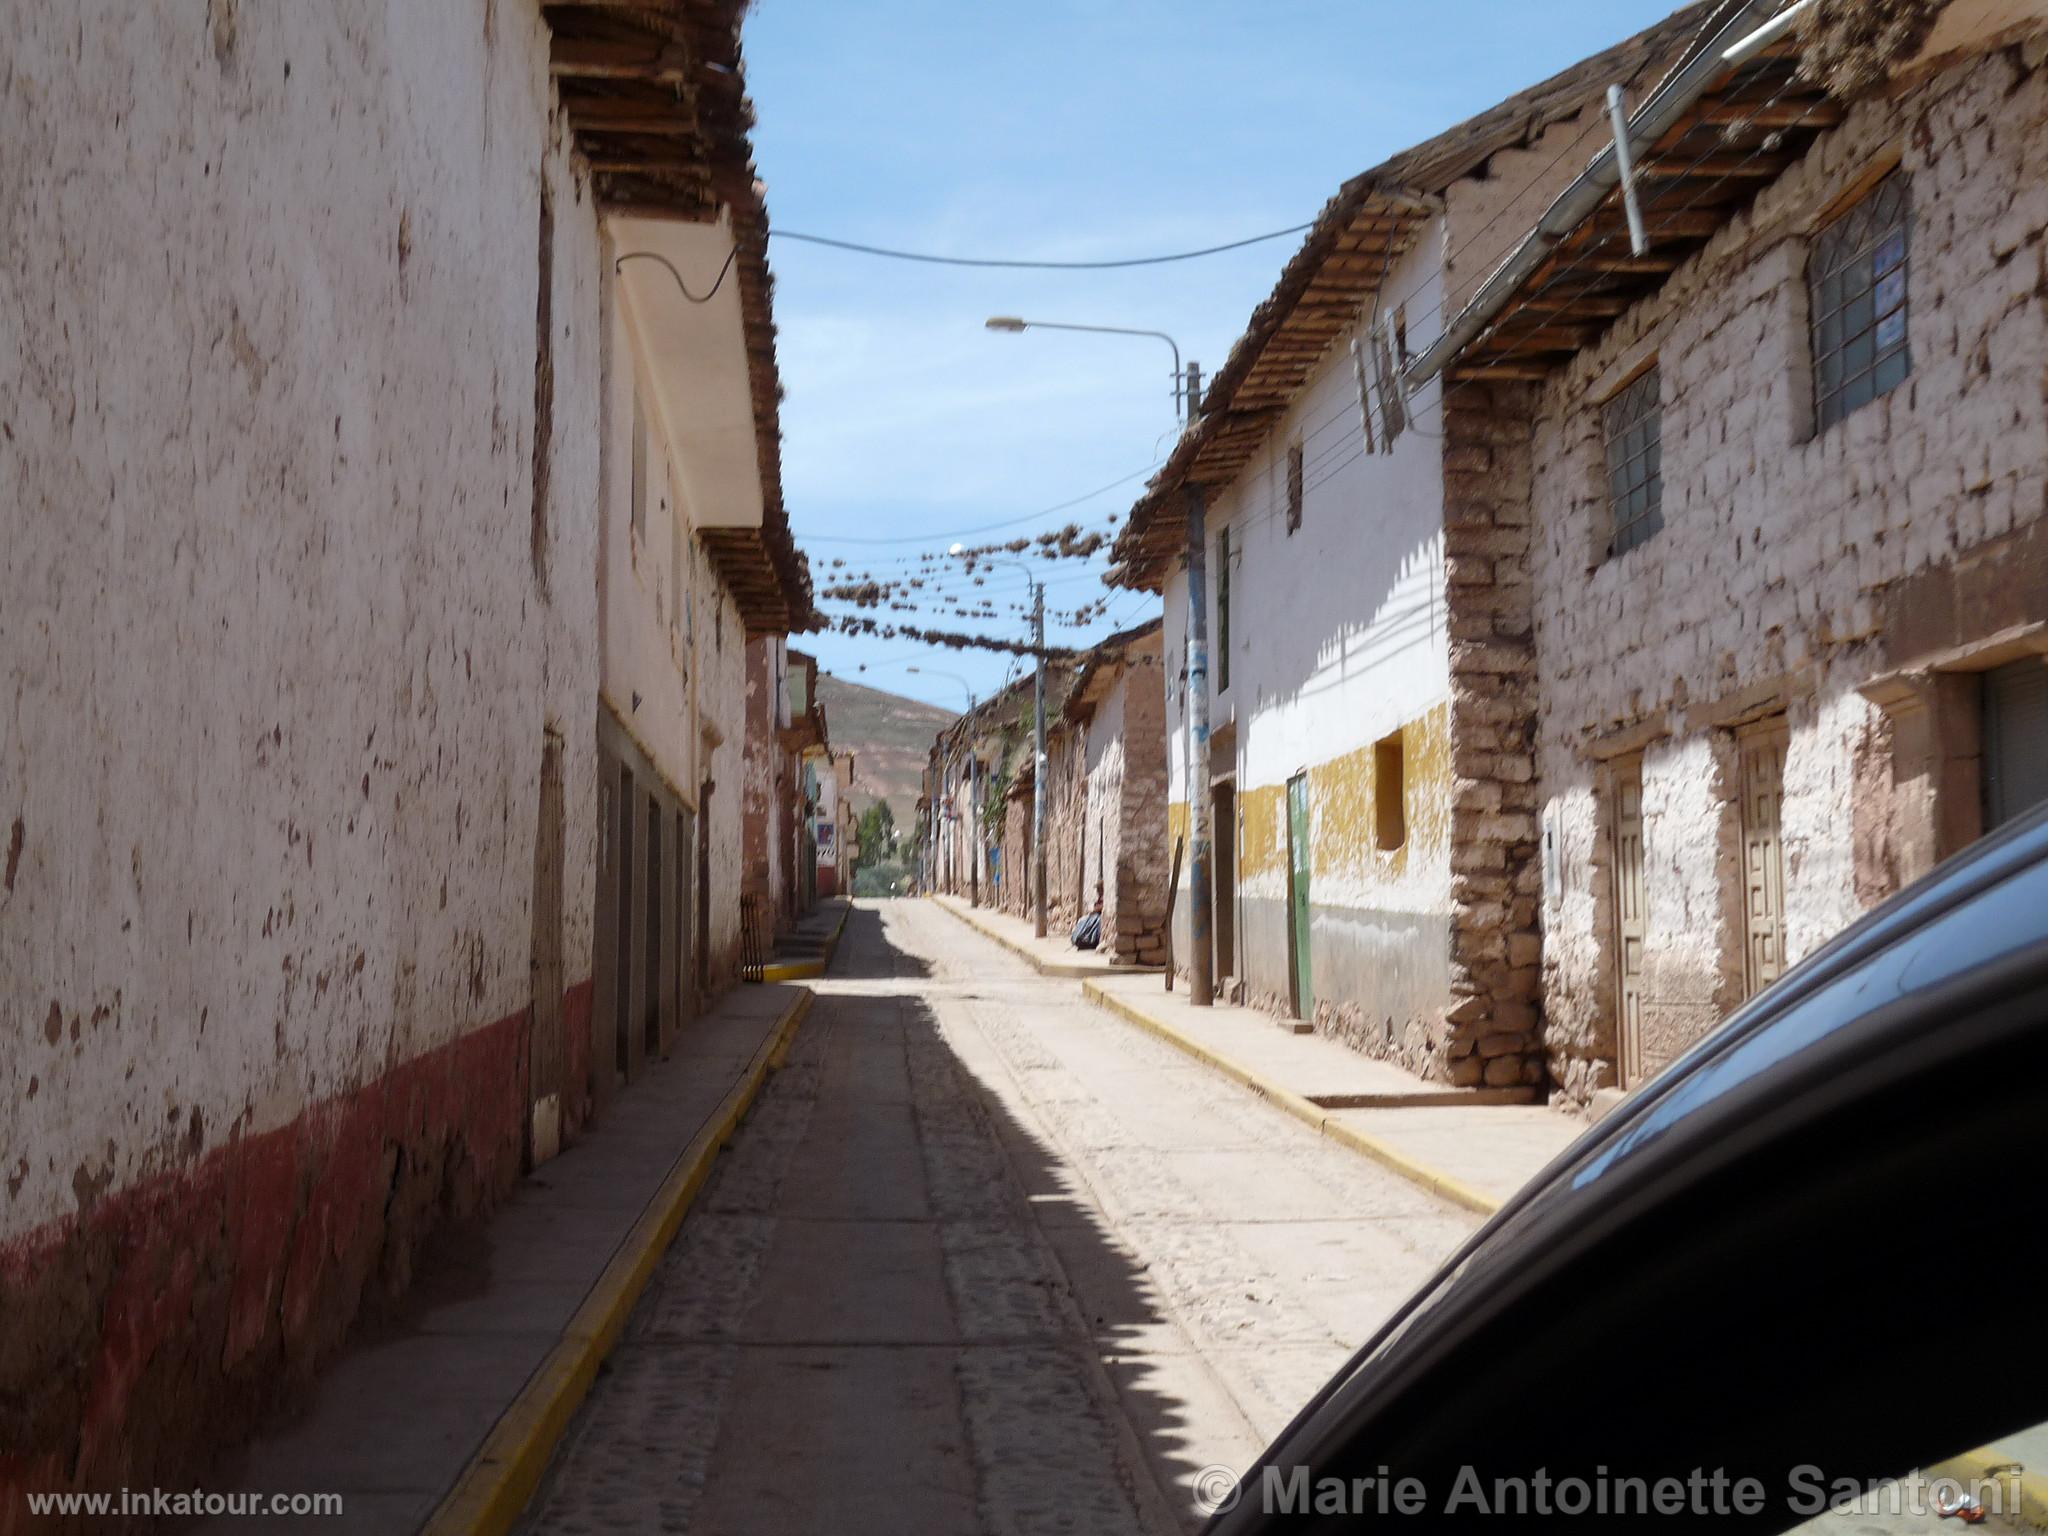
[
  {"left": 1603, "top": 364, "right": 1663, "bottom": 557},
  {"left": 1285, "top": 440, "right": 1304, "bottom": 534},
  {"left": 1810, "top": 171, "right": 1911, "bottom": 432},
  {"left": 1217, "top": 524, "right": 1231, "bottom": 693}
]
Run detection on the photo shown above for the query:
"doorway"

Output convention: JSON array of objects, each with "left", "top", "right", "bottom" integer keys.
[
  {"left": 676, "top": 805, "right": 696, "bottom": 1029},
  {"left": 1737, "top": 716, "right": 1788, "bottom": 997},
  {"left": 1286, "top": 773, "right": 1312, "bottom": 1020},
  {"left": 1609, "top": 757, "right": 1646, "bottom": 1088},
  {"left": 696, "top": 778, "right": 713, "bottom": 997},
  {"left": 1211, "top": 779, "right": 1237, "bottom": 984},
  {"left": 645, "top": 791, "right": 663, "bottom": 1060},
  {"left": 615, "top": 763, "right": 635, "bottom": 1080}
]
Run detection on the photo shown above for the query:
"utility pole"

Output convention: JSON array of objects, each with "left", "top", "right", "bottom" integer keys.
[
  {"left": 1032, "top": 581, "right": 1049, "bottom": 939},
  {"left": 1184, "top": 360, "right": 1214, "bottom": 1006},
  {"left": 969, "top": 751, "right": 979, "bottom": 907}
]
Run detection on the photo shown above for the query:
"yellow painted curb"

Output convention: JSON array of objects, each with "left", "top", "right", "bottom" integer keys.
[
  {"left": 757, "top": 902, "right": 853, "bottom": 983},
  {"left": 1928, "top": 1447, "right": 2048, "bottom": 1531},
  {"left": 931, "top": 896, "right": 1159, "bottom": 981},
  {"left": 1079, "top": 980, "right": 1502, "bottom": 1218},
  {"left": 421, "top": 987, "right": 813, "bottom": 1536}
]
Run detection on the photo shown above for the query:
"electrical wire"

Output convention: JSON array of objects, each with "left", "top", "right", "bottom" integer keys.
[
  {"left": 819, "top": 59, "right": 1803, "bottom": 631},
  {"left": 1193, "top": 62, "right": 1819, "bottom": 553},
  {"left": 770, "top": 224, "right": 1315, "bottom": 270},
  {"left": 614, "top": 247, "right": 739, "bottom": 304},
  {"left": 794, "top": 459, "right": 1163, "bottom": 546}
]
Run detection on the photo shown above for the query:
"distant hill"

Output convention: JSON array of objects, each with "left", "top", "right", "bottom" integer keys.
[{"left": 817, "top": 673, "right": 957, "bottom": 832}]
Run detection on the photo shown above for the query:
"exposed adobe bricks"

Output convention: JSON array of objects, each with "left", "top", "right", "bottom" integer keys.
[{"left": 1440, "top": 380, "right": 1548, "bottom": 1090}]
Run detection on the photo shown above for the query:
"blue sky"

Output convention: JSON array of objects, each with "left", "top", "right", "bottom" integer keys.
[{"left": 745, "top": 0, "right": 1681, "bottom": 711}]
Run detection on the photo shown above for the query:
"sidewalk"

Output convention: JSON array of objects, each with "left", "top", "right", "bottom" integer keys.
[
  {"left": 930, "top": 892, "right": 1164, "bottom": 980},
  {"left": 760, "top": 895, "right": 852, "bottom": 982},
  {"left": 197, "top": 983, "right": 811, "bottom": 1536},
  {"left": 928, "top": 896, "right": 1582, "bottom": 1215}
]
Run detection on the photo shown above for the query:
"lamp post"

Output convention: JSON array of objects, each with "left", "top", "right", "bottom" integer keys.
[
  {"left": 953, "top": 545, "right": 1049, "bottom": 938},
  {"left": 985, "top": 316, "right": 1189, "bottom": 420},
  {"left": 983, "top": 317, "right": 1212, "bottom": 998},
  {"left": 906, "top": 665, "right": 973, "bottom": 713}
]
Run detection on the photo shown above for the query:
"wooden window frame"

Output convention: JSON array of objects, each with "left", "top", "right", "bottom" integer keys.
[
  {"left": 1285, "top": 439, "right": 1304, "bottom": 535},
  {"left": 1373, "top": 731, "right": 1406, "bottom": 852},
  {"left": 1808, "top": 171, "right": 1912, "bottom": 434},
  {"left": 1601, "top": 361, "right": 1663, "bottom": 558}
]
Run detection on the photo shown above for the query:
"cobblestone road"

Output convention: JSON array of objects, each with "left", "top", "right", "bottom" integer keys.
[{"left": 520, "top": 901, "right": 1480, "bottom": 1535}]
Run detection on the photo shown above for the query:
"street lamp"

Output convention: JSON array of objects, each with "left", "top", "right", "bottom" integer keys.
[
  {"left": 981, "top": 315, "right": 1214, "bottom": 1003},
  {"left": 954, "top": 543, "right": 1051, "bottom": 939},
  {"left": 905, "top": 665, "right": 973, "bottom": 713},
  {"left": 984, "top": 316, "right": 1191, "bottom": 421}
]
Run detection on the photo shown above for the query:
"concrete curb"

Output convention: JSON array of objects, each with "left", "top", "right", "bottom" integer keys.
[
  {"left": 931, "top": 894, "right": 1163, "bottom": 981},
  {"left": 420, "top": 987, "right": 813, "bottom": 1536},
  {"left": 1078, "top": 979, "right": 1502, "bottom": 1217},
  {"left": 760, "top": 901, "right": 853, "bottom": 983}
]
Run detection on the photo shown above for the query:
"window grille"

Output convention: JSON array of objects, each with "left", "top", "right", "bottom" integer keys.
[
  {"left": 1602, "top": 364, "right": 1663, "bottom": 557},
  {"left": 1810, "top": 172, "right": 1911, "bottom": 432}
]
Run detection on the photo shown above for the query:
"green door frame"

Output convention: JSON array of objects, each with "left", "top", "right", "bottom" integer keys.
[{"left": 1286, "top": 772, "right": 1312, "bottom": 1020}]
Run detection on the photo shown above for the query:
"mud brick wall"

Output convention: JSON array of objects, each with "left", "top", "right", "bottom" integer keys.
[
  {"left": 1440, "top": 383, "right": 1548, "bottom": 1090},
  {"left": 1106, "top": 643, "right": 1170, "bottom": 966},
  {"left": 0, "top": 4, "right": 609, "bottom": 1518},
  {"left": 1527, "top": 46, "right": 2048, "bottom": 1107}
]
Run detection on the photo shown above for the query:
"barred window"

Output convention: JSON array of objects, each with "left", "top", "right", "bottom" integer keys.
[
  {"left": 1809, "top": 172, "right": 1911, "bottom": 432},
  {"left": 1602, "top": 364, "right": 1663, "bottom": 557},
  {"left": 1285, "top": 439, "right": 1304, "bottom": 534}
]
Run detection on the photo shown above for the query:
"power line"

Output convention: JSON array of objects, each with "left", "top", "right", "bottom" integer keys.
[
  {"left": 795, "top": 459, "right": 1162, "bottom": 547},
  {"left": 1196, "top": 65, "right": 1818, "bottom": 553},
  {"left": 770, "top": 223, "right": 1315, "bottom": 271}
]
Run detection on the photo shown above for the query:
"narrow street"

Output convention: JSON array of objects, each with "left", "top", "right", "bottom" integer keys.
[{"left": 520, "top": 901, "right": 1480, "bottom": 1534}]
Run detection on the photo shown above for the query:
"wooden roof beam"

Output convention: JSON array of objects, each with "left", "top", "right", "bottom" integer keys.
[
  {"left": 1588, "top": 208, "right": 1721, "bottom": 241},
  {"left": 1449, "top": 361, "right": 1554, "bottom": 382},
  {"left": 1637, "top": 153, "right": 1789, "bottom": 179},
  {"left": 1701, "top": 99, "right": 1842, "bottom": 129},
  {"left": 551, "top": 36, "right": 693, "bottom": 80},
  {"left": 1576, "top": 253, "right": 1681, "bottom": 274},
  {"left": 1503, "top": 292, "right": 1636, "bottom": 319},
  {"left": 1485, "top": 324, "right": 1598, "bottom": 352}
]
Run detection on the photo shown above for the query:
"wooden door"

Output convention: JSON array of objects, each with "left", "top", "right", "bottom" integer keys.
[
  {"left": 1609, "top": 758, "right": 1647, "bottom": 1088},
  {"left": 1738, "top": 719, "right": 1789, "bottom": 997},
  {"left": 1287, "top": 774, "right": 1313, "bottom": 1019}
]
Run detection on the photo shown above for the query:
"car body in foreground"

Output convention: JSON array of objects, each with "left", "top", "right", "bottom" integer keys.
[{"left": 1210, "top": 804, "right": 2048, "bottom": 1533}]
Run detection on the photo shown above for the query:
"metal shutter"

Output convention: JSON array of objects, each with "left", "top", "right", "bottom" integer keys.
[{"left": 1984, "top": 659, "right": 2048, "bottom": 829}]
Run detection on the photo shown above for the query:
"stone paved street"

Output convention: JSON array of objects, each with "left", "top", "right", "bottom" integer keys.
[{"left": 520, "top": 901, "right": 1480, "bottom": 1535}]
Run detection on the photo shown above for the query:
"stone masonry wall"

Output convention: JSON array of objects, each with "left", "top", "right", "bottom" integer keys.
[
  {"left": 1000, "top": 789, "right": 1031, "bottom": 922},
  {"left": 1528, "top": 45, "right": 2048, "bottom": 1107},
  {"left": 1045, "top": 727, "right": 1088, "bottom": 937},
  {"left": 1440, "top": 382, "right": 1548, "bottom": 1089},
  {"left": 1109, "top": 644, "right": 1170, "bottom": 966}
]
